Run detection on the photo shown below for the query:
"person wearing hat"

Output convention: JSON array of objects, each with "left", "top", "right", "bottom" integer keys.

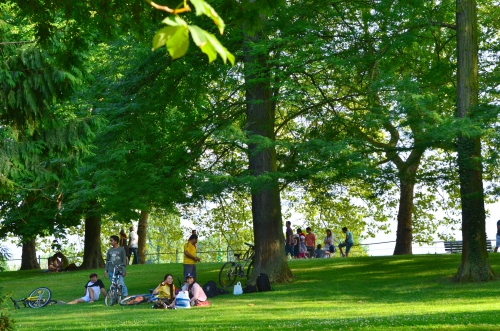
[
  {"left": 67, "top": 273, "right": 106, "bottom": 304},
  {"left": 180, "top": 273, "right": 209, "bottom": 307}
]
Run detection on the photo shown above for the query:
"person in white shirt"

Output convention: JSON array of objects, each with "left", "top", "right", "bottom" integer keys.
[
  {"left": 128, "top": 226, "right": 139, "bottom": 264},
  {"left": 68, "top": 273, "right": 106, "bottom": 304}
]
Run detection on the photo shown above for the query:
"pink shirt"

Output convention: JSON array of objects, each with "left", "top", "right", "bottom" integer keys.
[{"left": 181, "top": 282, "right": 207, "bottom": 303}]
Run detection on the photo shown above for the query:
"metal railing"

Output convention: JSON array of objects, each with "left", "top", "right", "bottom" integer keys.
[{"left": 3, "top": 240, "right": 496, "bottom": 270}]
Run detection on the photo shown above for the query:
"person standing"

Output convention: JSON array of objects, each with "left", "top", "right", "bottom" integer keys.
[
  {"left": 68, "top": 273, "right": 107, "bottom": 304},
  {"left": 128, "top": 226, "right": 139, "bottom": 265},
  {"left": 285, "top": 221, "right": 294, "bottom": 258},
  {"left": 338, "top": 227, "right": 354, "bottom": 257},
  {"left": 104, "top": 235, "right": 128, "bottom": 296},
  {"left": 192, "top": 229, "right": 197, "bottom": 248},
  {"left": 305, "top": 227, "right": 316, "bottom": 258},
  {"left": 324, "top": 229, "right": 334, "bottom": 255},
  {"left": 183, "top": 234, "right": 200, "bottom": 279},
  {"left": 119, "top": 229, "right": 129, "bottom": 265},
  {"left": 293, "top": 228, "right": 301, "bottom": 259},
  {"left": 495, "top": 220, "right": 500, "bottom": 252},
  {"left": 299, "top": 232, "right": 307, "bottom": 258}
]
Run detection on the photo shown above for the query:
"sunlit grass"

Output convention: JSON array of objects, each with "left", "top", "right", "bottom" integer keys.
[{"left": 1, "top": 254, "right": 500, "bottom": 330}]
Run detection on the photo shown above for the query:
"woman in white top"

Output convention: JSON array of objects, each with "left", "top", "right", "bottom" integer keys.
[{"left": 324, "top": 229, "right": 334, "bottom": 256}]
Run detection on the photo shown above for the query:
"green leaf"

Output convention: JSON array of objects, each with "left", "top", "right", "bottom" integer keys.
[
  {"left": 166, "top": 26, "right": 189, "bottom": 60},
  {"left": 204, "top": 32, "right": 235, "bottom": 65},
  {"left": 152, "top": 26, "right": 178, "bottom": 50},
  {"left": 161, "top": 16, "right": 187, "bottom": 27},
  {"left": 188, "top": 25, "right": 235, "bottom": 65},
  {"left": 189, "top": 0, "right": 225, "bottom": 34}
]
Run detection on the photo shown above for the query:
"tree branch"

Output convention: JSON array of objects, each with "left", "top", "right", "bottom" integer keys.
[{"left": 145, "top": 0, "right": 191, "bottom": 14}]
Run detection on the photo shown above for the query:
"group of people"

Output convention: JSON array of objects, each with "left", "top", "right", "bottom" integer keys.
[
  {"left": 285, "top": 222, "right": 355, "bottom": 258},
  {"left": 118, "top": 226, "right": 139, "bottom": 265},
  {"left": 67, "top": 230, "right": 208, "bottom": 308},
  {"left": 47, "top": 252, "right": 70, "bottom": 272}
]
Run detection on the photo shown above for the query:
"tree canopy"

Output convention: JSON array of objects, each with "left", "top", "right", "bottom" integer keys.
[{"left": 1, "top": 0, "right": 499, "bottom": 282}]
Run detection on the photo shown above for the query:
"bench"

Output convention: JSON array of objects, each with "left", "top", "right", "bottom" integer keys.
[{"left": 444, "top": 240, "right": 493, "bottom": 253}]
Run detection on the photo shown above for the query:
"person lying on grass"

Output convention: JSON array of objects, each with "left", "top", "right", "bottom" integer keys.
[
  {"left": 68, "top": 273, "right": 106, "bottom": 304},
  {"left": 181, "top": 273, "right": 209, "bottom": 307},
  {"left": 152, "top": 273, "right": 177, "bottom": 309}
]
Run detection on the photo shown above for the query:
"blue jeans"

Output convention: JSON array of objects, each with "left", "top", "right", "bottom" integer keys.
[
  {"left": 128, "top": 247, "right": 138, "bottom": 264},
  {"left": 339, "top": 241, "right": 354, "bottom": 254},
  {"left": 184, "top": 264, "right": 196, "bottom": 280},
  {"left": 109, "top": 272, "right": 128, "bottom": 297}
]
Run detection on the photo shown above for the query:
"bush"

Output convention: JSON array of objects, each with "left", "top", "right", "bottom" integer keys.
[{"left": 0, "top": 289, "right": 15, "bottom": 331}]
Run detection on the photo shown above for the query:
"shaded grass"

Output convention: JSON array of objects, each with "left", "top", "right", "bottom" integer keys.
[{"left": 1, "top": 254, "right": 500, "bottom": 330}]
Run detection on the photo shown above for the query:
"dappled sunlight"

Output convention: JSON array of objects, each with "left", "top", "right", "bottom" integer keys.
[{"left": 2, "top": 254, "right": 500, "bottom": 330}]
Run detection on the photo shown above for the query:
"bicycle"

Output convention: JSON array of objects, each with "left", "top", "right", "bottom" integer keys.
[
  {"left": 219, "top": 242, "right": 254, "bottom": 288},
  {"left": 10, "top": 287, "right": 54, "bottom": 309},
  {"left": 120, "top": 290, "right": 159, "bottom": 306},
  {"left": 105, "top": 263, "right": 126, "bottom": 306}
]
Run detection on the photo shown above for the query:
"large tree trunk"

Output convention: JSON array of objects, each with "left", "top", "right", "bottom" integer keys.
[
  {"left": 454, "top": 0, "right": 496, "bottom": 282},
  {"left": 20, "top": 237, "right": 40, "bottom": 270},
  {"left": 243, "top": 33, "right": 292, "bottom": 283},
  {"left": 393, "top": 177, "right": 415, "bottom": 255},
  {"left": 80, "top": 203, "right": 105, "bottom": 269},
  {"left": 138, "top": 209, "right": 149, "bottom": 264},
  {"left": 388, "top": 148, "right": 423, "bottom": 255}
]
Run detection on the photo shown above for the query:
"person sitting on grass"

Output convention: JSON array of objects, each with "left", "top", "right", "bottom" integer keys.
[
  {"left": 152, "top": 273, "right": 177, "bottom": 309},
  {"left": 314, "top": 244, "right": 327, "bottom": 258},
  {"left": 67, "top": 273, "right": 106, "bottom": 304},
  {"left": 181, "top": 273, "right": 209, "bottom": 307},
  {"left": 338, "top": 226, "right": 354, "bottom": 257}
]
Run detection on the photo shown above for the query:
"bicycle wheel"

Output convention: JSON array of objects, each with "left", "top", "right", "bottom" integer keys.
[
  {"left": 105, "top": 286, "right": 117, "bottom": 306},
  {"left": 117, "top": 285, "right": 123, "bottom": 305},
  {"left": 219, "top": 262, "right": 237, "bottom": 288},
  {"left": 246, "top": 260, "right": 254, "bottom": 281},
  {"left": 27, "top": 287, "right": 52, "bottom": 308}
]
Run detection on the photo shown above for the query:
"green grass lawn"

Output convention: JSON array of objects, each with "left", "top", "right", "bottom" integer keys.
[{"left": 1, "top": 254, "right": 500, "bottom": 331}]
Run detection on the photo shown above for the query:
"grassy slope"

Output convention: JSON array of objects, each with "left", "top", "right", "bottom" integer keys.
[{"left": 1, "top": 254, "right": 500, "bottom": 331}]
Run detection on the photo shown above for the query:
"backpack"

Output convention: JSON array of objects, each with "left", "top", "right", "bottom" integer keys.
[
  {"left": 202, "top": 280, "right": 218, "bottom": 298},
  {"left": 217, "top": 288, "right": 230, "bottom": 295},
  {"left": 256, "top": 273, "right": 271, "bottom": 292},
  {"left": 243, "top": 284, "right": 257, "bottom": 294}
]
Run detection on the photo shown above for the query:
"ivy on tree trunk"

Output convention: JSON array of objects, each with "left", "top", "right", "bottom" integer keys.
[{"left": 454, "top": 0, "right": 496, "bottom": 282}]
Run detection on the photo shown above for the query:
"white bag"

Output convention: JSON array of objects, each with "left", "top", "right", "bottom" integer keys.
[
  {"left": 233, "top": 282, "right": 243, "bottom": 295},
  {"left": 174, "top": 290, "right": 191, "bottom": 308}
]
